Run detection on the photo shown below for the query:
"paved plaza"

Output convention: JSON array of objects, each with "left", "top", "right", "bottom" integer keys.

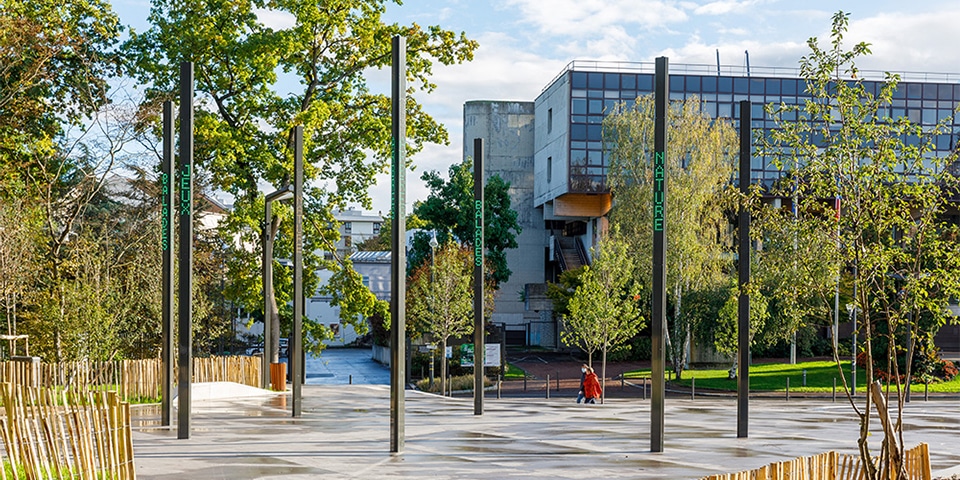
[{"left": 133, "top": 383, "right": 960, "bottom": 479}]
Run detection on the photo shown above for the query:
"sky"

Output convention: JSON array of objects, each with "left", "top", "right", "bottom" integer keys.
[{"left": 112, "top": 0, "right": 960, "bottom": 215}]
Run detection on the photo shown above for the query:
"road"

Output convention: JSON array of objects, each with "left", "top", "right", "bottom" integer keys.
[{"left": 303, "top": 347, "right": 390, "bottom": 385}]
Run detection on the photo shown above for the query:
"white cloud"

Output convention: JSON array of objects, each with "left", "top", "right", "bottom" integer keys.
[
  {"left": 694, "top": 0, "right": 764, "bottom": 16},
  {"left": 501, "top": 0, "right": 688, "bottom": 59},
  {"left": 844, "top": 10, "right": 960, "bottom": 76}
]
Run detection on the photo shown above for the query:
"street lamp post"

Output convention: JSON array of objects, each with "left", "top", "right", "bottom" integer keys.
[
  {"left": 262, "top": 185, "right": 294, "bottom": 390},
  {"left": 428, "top": 231, "right": 438, "bottom": 388}
]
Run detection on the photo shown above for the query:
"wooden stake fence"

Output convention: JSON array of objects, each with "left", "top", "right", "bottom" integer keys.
[
  {"left": 0, "top": 356, "right": 261, "bottom": 402},
  {"left": 700, "top": 443, "right": 931, "bottom": 480},
  {"left": 0, "top": 383, "right": 135, "bottom": 480}
]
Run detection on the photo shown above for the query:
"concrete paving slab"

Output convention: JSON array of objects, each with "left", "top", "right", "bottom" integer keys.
[{"left": 133, "top": 385, "right": 960, "bottom": 479}]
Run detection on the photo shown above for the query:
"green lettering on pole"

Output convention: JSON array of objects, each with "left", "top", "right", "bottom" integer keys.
[
  {"left": 653, "top": 151, "right": 665, "bottom": 232},
  {"left": 161, "top": 173, "right": 170, "bottom": 251},
  {"left": 474, "top": 200, "right": 483, "bottom": 266},
  {"left": 179, "top": 165, "right": 191, "bottom": 216}
]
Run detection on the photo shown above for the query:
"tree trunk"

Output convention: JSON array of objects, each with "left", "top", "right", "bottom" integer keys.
[
  {"left": 270, "top": 293, "right": 281, "bottom": 363},
  {"left": 441, "top": 337, "right": 448, "bottom": 396},
  {"left": 601, "top": 345, "right": 607, "bottom": 404}
]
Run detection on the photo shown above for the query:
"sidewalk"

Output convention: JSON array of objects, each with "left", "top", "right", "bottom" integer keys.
[{"left": 132, "top": 384, "right": 960, "bottom": 479}]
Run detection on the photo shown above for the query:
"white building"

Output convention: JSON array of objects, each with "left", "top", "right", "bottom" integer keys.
[
  {"left": 308, "top": 251, "right": 391, "bottom": 347},
  {"left": 331, "top": 209, "right": 383, "bottom": 257}
]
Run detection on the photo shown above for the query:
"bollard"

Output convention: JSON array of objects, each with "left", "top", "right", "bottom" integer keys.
[
  {"left": 643, "top": 378, "right": 647, "bottom": 400},
  {"left": 786, "top": 377, "right": 790, "bottom": 401},
  {"left": 832, "top": 377, "right": 836, "bottom": 402},
  {"left": 546, "top": 374, "right": 550, "bottom": 399},
  {"left": 802, "top": 369, "right": 807, "bottom": 387},
  {"left": 691, "top": 377, "right": 695, "bottom": 400},
  {"left": 349, "top": 374, "right": 353, "bottom": 385},
  {"left": 497, "top": 376, "right": 502, "bottom": 399},
  {"left": 924, "top": 382, "right": 928, "bottom": 401}
]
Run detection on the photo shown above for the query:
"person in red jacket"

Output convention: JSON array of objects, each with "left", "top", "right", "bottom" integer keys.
[{"left": 582, "top": 365, "right": 602, "bottom": 404}]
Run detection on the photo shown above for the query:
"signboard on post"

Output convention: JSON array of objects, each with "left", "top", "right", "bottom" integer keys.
[{"left": 460, "top": 343, "right": 500, "bottom": 368}]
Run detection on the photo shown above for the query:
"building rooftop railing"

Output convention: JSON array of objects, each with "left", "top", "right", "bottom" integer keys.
[{"left": 543, "top": 59, "right": 960, "bottom": 92}]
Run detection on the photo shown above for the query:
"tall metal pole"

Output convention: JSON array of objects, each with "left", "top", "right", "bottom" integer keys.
[
  {"left": 161, "top": 101, "right": 174, "bottom": 427},
  {"left": 177, "top": 61, "right": 194, "bottom": 440},
  {"left": 292, "top": 125, "right": 304, "bottom": 417},
  {"left": 262, "top": 201, "right": 273, "bottom": 390},
  {"left": 473, "top": 138, "right": 485, "bottom": 416},
  {"left": 737, "top": 100, "right": 751, "bottom": 439},
  {"left": 389, "top": 35, "right": 407, "bottom": 454},
  {"left": 650, "top": 56, "right": 668, "bottom": 453}
]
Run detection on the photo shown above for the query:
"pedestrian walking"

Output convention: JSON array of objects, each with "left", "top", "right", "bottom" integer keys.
[
  {"left": 576, "top": 364, "right": 589, "bottom": 403},
  {"left": 582, "top": 365, "right": 602, "bottom": 404}
]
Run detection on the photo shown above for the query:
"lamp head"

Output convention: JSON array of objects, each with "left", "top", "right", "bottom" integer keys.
[{"left": 265, "top": 185, "right": 295, "bottom": 203}]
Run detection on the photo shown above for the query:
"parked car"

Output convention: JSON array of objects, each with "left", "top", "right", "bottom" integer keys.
[{"left": 245, "top": 339, "right": 289, "bottom": 358}]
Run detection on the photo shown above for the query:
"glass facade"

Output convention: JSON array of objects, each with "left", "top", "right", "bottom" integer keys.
[{"left": 566, "top": 70, "right": 960, "bottom": 192}]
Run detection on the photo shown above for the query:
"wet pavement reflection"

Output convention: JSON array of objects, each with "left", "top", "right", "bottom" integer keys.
[{"left": 132, "top": 384, "right": 960, "bottom": 479}]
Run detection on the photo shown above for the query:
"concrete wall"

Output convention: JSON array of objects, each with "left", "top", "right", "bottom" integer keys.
[
  {"left": 463, "top": 101, "right": 543, "bottom": 328},
  {"left": 533, "top": 72, "right": 570, "bottom": 208}
]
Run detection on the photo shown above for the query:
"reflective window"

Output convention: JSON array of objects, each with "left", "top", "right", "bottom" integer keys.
[
  {"left": 572, "top": 98, "right": 587, "bottom": 115},
  {"left": 571, "top": 72, "right": 587, "bottom": 89},
  {"left": 782, "top": 79, "right": 798, "bottom": 95},
  {"left": 750, "top": 78, "right": 765, "bottom": 94},
  {"left": 698, "top": 76, "right": 716, "bottom": 93},
  {"left": 588, "top": 99, "right": 603, "bottom": 114},
  {"left": 605, "top": 73, "right": 619, "bottom": 89},
  {"left": 923, "top": 84, "right": 938, "bottom": 100},
  {"left": 587, "top": 124, "right": 602, "bottom": 141},
  {"left": 687, "top": 76, "right": 701, "bottom": 92},
  {"left": 670, "top": 76, "right": 684, "bottom": 92},
  {"left": 718, "top": 77, "right": 733, "bottom": 93},
  {"left": 588, "top": 72, "right": 603, "bottom": 89},
  {"left": 571, "top": 124, "right": 586, "bottom": 141},
  {"left": 734, "top": 77, "right": 749, "bottom": 94},
  {"left": 908, "top": 83, "right": 922, "bottom": 99},
  {"left": 766, "top": 79, "right": 780, "bottom": 95},
  {"left": 622, "top": 74, "right": 637, "bottom": 90},
  {"left": 638, "top": 74, "right": 653, "bottom": 91}
]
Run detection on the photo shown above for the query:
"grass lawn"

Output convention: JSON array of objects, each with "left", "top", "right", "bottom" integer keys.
[
  {"left": 503, "top": 362, "right": 527, "bottom": 380},
  {"left": 624, "top": 360, "right": 960, "bottom": 393}
]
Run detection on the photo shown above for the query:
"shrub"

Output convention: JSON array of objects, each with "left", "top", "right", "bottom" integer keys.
[{"left": 415, "top": 374, "right": 493, "bottom": 393}]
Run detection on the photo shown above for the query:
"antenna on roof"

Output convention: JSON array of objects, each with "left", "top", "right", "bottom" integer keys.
[
  {"left": 745, "top": 50, "right": 751, "bottom": 77},
  {"left": 716, "top": 49, "right": 721, "bottom": 76}
]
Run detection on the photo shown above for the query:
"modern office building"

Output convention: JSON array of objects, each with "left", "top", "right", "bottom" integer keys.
[{"left": 468, "top": 60, "right": 960, "bottom": 348}]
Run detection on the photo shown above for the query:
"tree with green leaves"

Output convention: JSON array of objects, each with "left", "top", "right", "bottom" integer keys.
[
  {"left": 563, "top": 227, "right": 644, "bottom": 400},
  {"left": 603, "top": 95, "right": 740, "bottom": 379},
  {"left": 125, "top": 0, "right": 478, "bottom": 358},
  {"left": 0, "top": 0, "right": 129, "bottom": 361},
  {"left": 413, "top": 158, "right": 521, "bottom": 287},
  {"left": 406, "top": 242, "right": 493, "bottom": 396},
  {"left": 762, "top": 12, "right": 960, "bottom": 478},
  {"left": 0, "top": 0, "right": 121, "bottom": 175},
  {"left": 751, "top": 203, "right": 837, "bottom": 359}
]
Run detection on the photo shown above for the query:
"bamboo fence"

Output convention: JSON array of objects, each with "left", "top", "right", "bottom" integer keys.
[
  {"left": 700, "top": 443, "right": 931, "bottom": 480},
  {"left": 0, "top": 383, "right": 135, "bottom": 480},
  {"left": 0, "top": 356, "right": 261, "bottom": 402}
]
